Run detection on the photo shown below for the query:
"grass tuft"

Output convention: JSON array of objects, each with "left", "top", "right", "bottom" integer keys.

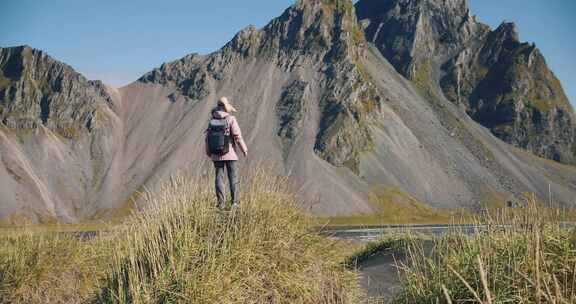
[
  {"left": 392, "top": 198, "right": 576, "bottom": 303},
  {"left": 0, "top": 232, "right": 109, "bottom": 303}
]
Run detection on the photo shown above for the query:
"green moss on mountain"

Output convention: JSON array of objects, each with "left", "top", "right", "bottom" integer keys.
[
  {"left": 0, "top": 71, "right": 11, "bottom": 89},
  {"left": 320, "top": 0, "right": 354, "bottom": 14},
  {"left": 411, "top": 59, "right": 435, "bottom": 91},
  {"left": 326, "top": 186, "right": 461, "bottom": 225}
]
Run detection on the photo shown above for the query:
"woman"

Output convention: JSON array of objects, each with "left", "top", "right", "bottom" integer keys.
[{"left": 205, "top": 97, "right": 248, "bottom": 209}]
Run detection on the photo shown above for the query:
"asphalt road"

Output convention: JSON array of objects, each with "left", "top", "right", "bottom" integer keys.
[{"left": 319, "top": 224, "right": 487, "bottom": 241}]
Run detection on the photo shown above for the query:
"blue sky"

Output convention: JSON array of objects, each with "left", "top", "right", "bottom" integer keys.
[{"left": 1, "top": 0, "right": 575, "bottom": 105}]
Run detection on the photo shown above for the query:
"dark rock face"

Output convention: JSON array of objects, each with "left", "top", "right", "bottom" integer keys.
[
  {"left": 140, "top": 53, "right": 211, "bottom": 101},
  {"left": 356, "top": 0, "right": 576, "bottom": 164},
  {"left": 356, "top": 0, "right": 489, "bottom": 79},
  {"left": 441, "top": 23, "right": 576, "bottom": 163},
  {"left": 277, "top": 80, "right": 309, "bottom": 159},
  {"left": 0, "top": 46, "right": 113, "bottom": 138}
]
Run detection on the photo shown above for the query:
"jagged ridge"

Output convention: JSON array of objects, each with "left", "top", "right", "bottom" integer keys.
[
  {"left": 0, "top": 46, "right": 113, "bottom": 138},
  {"left": 356, "top": 0, "right": 576, "bottom": 164}
]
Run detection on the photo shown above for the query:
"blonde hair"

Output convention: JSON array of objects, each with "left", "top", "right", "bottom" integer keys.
[{"left": 217, "top": 96, "right": 237, "bottom": 113}]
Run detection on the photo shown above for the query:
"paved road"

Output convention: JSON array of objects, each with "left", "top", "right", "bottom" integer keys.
[
  {"left": 320, "top": 222, "right": 574, "bottom": 241},
  {"left": 319, "top": 224, "right": 487, "bottom": 242}
]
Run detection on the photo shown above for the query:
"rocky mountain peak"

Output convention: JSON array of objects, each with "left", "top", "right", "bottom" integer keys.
[
  {"left": 141, "top": 0, "right": 364, "bottom": 88},
  {"left": 221, "top": 25, "right": 262, "bottom": 57},
  {"left": 1, "top": 45, "right": 45, "bottom": 83},
  {"left": 493, "top": 22, "right": 520, "bottom": 42},
  {"left": 356, "top": 0, "right": 489, "bottom": 79},
  {"left": 0, "top": 45, "right": 112, "bottom": 137},
  {"left": 257, "top": 0, "right": 363, "bottom": 62},
  {"left": 356, "top": 0, "right": 576, "bottom": 165}
]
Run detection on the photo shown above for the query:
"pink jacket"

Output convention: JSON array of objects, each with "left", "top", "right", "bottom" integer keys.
[{"left": 205, "top": 109, "right": 248, "bottom": 161}]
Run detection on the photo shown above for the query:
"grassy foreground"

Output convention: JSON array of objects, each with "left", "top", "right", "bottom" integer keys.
[
  {"left": 3, "top": 170, "right": 576, "bottom": 304},
  {"left": 390, "top": 202, "right": 576, "bottom": 304},
  {"left": 0, "top": 170, "right": 361, "bottom": 304}
]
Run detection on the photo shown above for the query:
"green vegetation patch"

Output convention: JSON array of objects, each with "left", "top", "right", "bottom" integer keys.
[
  {"left": 0, "top": 71, "right": 12, "bottom": 90},
  {"left": 320, "top": 0, "right": 354, "bottom": 14},
  {"left": 411, "top": 58, "right": 435, "bottom": 92},
  {"left": 0, "top": 232, "right": 110, "bottom": 303},
  {"left": 324, "top": 186, "right": 466, "bottom": 225},
  {"left": 90, "top": 190, "right": 140, "bottom": 223}
]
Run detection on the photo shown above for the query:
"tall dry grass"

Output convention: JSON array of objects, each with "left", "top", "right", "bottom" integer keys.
[
  {"left": 392, "top": 198, "right": 576, "bottom": 304},
  {"left": 99, "top": 168, "right": 360, "bottom": 303},
  {"left": 0, "top": 168, "right": 361, "bottom": 304},
  {"left": 0, "top": 232, "right": 109, "bottom": 303}
]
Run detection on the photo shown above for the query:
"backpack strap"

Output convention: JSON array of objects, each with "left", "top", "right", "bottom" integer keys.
[{"left": 221, "top": 116, "right": 230, "bottom": 135}]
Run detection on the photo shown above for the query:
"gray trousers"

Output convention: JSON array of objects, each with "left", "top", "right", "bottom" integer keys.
[{"left": 214, "top": 160, "right": 237, "bottom": 207}]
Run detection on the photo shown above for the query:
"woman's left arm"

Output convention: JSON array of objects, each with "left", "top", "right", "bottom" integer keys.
[{"left": 230, "top": 117, "right": 248, "bottom": 156}]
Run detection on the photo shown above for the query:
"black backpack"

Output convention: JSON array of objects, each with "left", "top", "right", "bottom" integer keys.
[{"left": 207, "top": 117, "right": 231, "bottom": 155}]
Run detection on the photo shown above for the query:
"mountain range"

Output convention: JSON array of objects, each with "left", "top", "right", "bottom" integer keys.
[{"left": 1, "top": 0, "right": 575, "bottom": 224}]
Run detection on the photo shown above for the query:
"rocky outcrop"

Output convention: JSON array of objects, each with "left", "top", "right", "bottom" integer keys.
[
  {"left": 440, "top": 23, "right": 576, "bottom": 163},
  {"left": 356, "top": 0, "right": 576, "bottom": 164},
  {"left": 0, "top": 46, "right": 113, "bottom": 138},
  {"left": 277, "top": 80, "right": 309, "bottom": 160},
  {"left": 356, "top": 0, "right": 490, "bottom": 80}
]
